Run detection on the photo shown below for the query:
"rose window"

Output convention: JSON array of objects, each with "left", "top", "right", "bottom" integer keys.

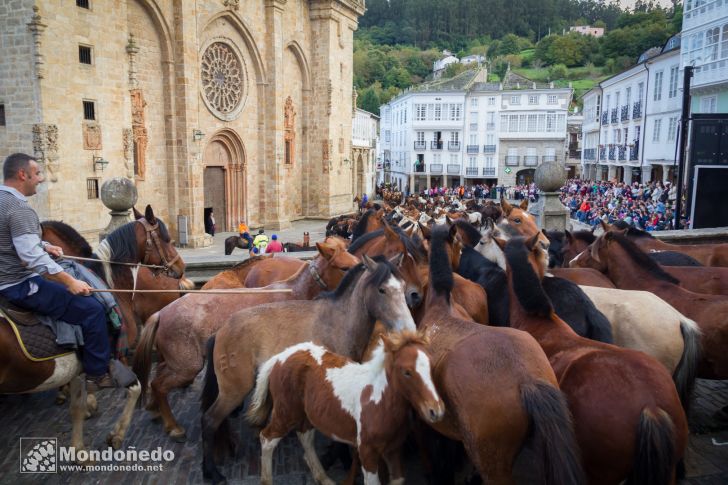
[{"left": 201, "top": 42, "right": 244, "bottom": 119}]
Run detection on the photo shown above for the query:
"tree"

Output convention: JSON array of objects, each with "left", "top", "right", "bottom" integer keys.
[{"left": 358, "top": 87, "right": 381, "bottom": 115}]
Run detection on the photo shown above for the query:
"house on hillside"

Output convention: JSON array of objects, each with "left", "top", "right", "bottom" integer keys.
[
  {"left": 433, "top": 50, "right": 460, "bottom": 79},
  {"left": 569, "top": 25, "right": 605, "bottom": 37}
]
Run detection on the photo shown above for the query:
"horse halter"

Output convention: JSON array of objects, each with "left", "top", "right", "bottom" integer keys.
[
  {"left": 136, "top": 218, "right": 181, "bottom": 274},
  {"left": 308, "top": 260, "right": 328, "bottom": 289}
]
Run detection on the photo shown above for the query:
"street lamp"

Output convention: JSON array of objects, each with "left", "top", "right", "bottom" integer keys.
[{"left": 92, "top": 155, "right": 109, "bottom": 172}]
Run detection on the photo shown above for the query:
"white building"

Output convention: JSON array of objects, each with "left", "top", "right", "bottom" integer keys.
[
  {"left": 433, "top": 50, "right": 460, "bottom": 79},
  {"left": 581, "top": 39, "right": 683, "bottom": 184},
  {"left": 378, "top": 69, "right": 572, "bottom": 193},
  {"left": 644, "top": 35, "right": 682, "bottom": 182},
  {"left": 681, "top": 0, "right": 728, "bottom": 113},
  {"left": 351, "top": 108, "right": 379, "bottom": 199},
  {"left": 569, "top": 26, "right": 605, "bottom": 37}
]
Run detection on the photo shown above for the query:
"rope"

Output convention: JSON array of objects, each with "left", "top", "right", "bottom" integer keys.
[
  {"left": 61, "top": 254, "right": 167, "bottom": 270},
  {"left": 88, "top": 288, "right": 293, "bottom": 295}
]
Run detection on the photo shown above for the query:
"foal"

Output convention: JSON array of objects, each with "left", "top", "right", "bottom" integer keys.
[{"left": 247, "top": 332, "right": 444, "bottom": 485}]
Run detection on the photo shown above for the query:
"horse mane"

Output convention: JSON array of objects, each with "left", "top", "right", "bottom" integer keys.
[
  {"left": 612, "top": 221, "right": 654, "bottom": 239},
  {"left": 351, "top": 209, "right": 376, "bottom": 242},
  {"left": 316, "top": 255, "right": 397, "bottom": 300},
  {"left": 348, "top": 228, "right": 384, "bottom": 253},
  {"left": 453, "top": 219, "right": 482, "bottom": 248},
  {"left": 40, "top": 221, "right": 93, "bottom": 257},
  {"left": 504, "top": 238, "right": 554, "bottom": 318},
  {"left": 429, "top": 226, "right": 454, "bottom": 300},
  {"left": 571, "top": 230, "right": 596, "bottom": 244},
  {"left": 383, "top": 330, "right": 429, "bottom": 353},
  {"left": 228, "top": 254, "right": 271, "bottom": 272},
  {"left": 104, "top": 222, "right": 141, "bottom": 263},
  {"left": 348, "top": 226, "right": 427, "bottom": 264},
  {"left": 608, "top": 233, "right": 680, "bottom": 284}
]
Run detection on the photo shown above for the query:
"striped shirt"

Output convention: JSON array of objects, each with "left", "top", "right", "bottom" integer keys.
[{"left": 0, "top": 186, "right": 63, "bottom": 288}]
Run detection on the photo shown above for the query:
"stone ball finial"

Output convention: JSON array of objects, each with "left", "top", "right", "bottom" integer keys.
[
  {"left": 534, "top": 161, "right": 567, "bottom": 192},
  {"left": 101, "top": 177, "right": 138, "bottom": 212}
]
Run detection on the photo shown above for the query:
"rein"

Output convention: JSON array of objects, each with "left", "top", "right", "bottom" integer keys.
[{"left": 61, "top": 254, "right": 167, "bottom": 270}]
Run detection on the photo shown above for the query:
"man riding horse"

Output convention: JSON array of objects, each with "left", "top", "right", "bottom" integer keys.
[{"left": 0, "top": 153, "right": 129, "bottom": 391}]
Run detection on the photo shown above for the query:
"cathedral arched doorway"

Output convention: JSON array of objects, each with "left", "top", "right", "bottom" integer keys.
[
  {"left": 353, "top": 152, "right": 365, "bottom": 197},
  {"left": 202, "top": 130, "right": 247, "bottom": 233}
]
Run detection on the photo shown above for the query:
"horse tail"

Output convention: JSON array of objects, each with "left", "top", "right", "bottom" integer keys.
[
  {"left": 520, "top": 381, "right": 585, "bottom": 485},
  {"left": 673, "top": 317, "right": 701, "bottom": 414},
  {"left": 245, "top": 354, "right": 277, "bottom": 426},
  {"left": 200, "top": 335, "right": 219, "bottom": 413},
  {"left": 625, "top": 408, "right": 676, "bottom": 485},
  {"left": 132, "top": 312, "right": 160, "bottom": 404}
]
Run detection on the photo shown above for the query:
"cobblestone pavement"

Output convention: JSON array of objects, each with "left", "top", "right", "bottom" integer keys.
[{"left": 0, "top": 376, "right": 726, "bottom": 484}]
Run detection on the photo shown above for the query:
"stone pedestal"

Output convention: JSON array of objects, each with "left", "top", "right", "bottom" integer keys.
[
  {"left": 99, "top": 177, "right": 138, "bottom": 241},
  {"left": 529, "top": 161, "right": 571, "bottom": 232}
]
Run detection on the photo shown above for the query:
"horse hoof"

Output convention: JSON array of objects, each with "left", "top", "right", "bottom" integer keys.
[
  {"left": 169, "top": 428, "right": 187, "bottom": 442},
  {"left": 106, "top": 433, "right": 123, "bottom": 450}
]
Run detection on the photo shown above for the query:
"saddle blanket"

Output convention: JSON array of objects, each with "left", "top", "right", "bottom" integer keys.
[{"left": 0, "top": 307, "right": 74, "bottom": 361}]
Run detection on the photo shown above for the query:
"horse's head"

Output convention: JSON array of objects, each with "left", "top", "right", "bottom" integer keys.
[
  {"left": 382, "top": 222, "right": 426, "bottom": 309},
  {"left": 134, "top": 205, "right": 186, "bottom": 279},
  {"left": 382, "top": 330, "right": 444, "bottom": 424},
  {"left": 315, "top": 240, "right": 360, "bottom": 289},
  {"left": 561, "top": 230, "right": 595, "bottom": 268},
  {"left": 476, "top": 222, "right": 507, "bottom": 271},
  {"left": 498, "top": 198, "right": 550, "bottom": 253},
  {"left": 361, "top": 254, "right": 416, "bottom": 333},
  {"left": 569, "top": 231, "right": 614, "bottom": 272}
]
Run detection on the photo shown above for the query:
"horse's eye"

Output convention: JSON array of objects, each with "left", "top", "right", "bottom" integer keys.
[
  {"left": 403, "top": 370, "right": 412, "bottom": 378},
  {"left": 378, "top": 288, "right": 386, "bottom": 294},
  {"left": 514, "top": 218, "right": 521, "bottom": 224}
]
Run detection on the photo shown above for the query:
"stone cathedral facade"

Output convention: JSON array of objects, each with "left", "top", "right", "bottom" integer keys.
[{"left": 0, "top": 0, "right": 365, "bottom": 246}]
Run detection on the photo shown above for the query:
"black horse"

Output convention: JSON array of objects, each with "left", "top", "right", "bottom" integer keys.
[{"left": 224, "top": 235, "right": 251, "bottom": 255}]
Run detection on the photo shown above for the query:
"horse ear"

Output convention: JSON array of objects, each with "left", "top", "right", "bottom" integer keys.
[
  {"left": 525, "top": 233, "right": 541, "bottom": 251},
  {"left": 519, "top": 199, "right": 529, "bottom": 210},
  {"left": 404, "top": 224, "right": 416, "bottom": 237},
  {"left": 383, "top": 221, "right": 398, "bottom": 241},
  {"left": 144, "top": 205, "right": 156, "bottom": 224},
  {"left": 375, "top": 208, "right": 385, "bottom": 219},
  {"left": 564, "top": 229, "right": 574, "bottom": 243},
  {"left": 388, "top": 253, "right": 404, "bottom": 268},
  {"left": 132, "top": 206, "right": 143, "bottom": 220},
  {"left": 599, "top": 219, "right": 611, "bottom": 233},
  {"left": 419, "top": 222, "right": 432, "bottom": 240},
  {"left": 362, "top": 254, "right": 378, "bottom": 272},
  {"left": 315, "top": 242, "right": 336, "bottom": 260},
  {"left": 590, "top": 240, "right": 601, "bottom": 263},
  {"left": 500, "top": 197, "right": 512, "bottom": 214}
]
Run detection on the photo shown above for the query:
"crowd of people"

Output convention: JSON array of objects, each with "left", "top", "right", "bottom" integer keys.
[
  {"left": 416, "top": 183, "right": 540, "bottom": 202},
  {"left": 560, "top": 179, "right": 680, "bottom": 231}
]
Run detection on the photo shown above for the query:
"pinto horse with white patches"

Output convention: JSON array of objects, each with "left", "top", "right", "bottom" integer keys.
[{"left": 247, "top": 332, "right": 444, "bottom": 485}]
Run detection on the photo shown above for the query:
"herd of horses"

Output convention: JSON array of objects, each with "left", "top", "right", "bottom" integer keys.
[{"left": 1, "top": 196, "right": 728, "bottom": 484}]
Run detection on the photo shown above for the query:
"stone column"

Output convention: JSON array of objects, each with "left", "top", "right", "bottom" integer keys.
[
  {"left": 608, "top": 165, "right": 617, "bottom": 181},
  {"left": 624, "top": 167, "right": 633, "bottom": 184},
  {"left": 99, "top": 177, "right": 138, "bottom": 241},
  {"left": 528, "top": 161, "right": 570, "bottom": 232}
]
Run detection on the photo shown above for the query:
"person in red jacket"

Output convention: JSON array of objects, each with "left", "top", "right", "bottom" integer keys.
[{"left": 265, "top": 234, "right": 284, "bottom": 253}]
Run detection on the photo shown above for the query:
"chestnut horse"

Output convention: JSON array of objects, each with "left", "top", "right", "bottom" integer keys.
[
  {"left": 504, "top": 235, "right": 687, "bottom": 485},
  {"left": 603, "top": 221, "right": 728, "bottom": 267},
  {"left": 350, "top": 208, "right": 385, "bottom": 242},
  {"left": 497, "top": 197, "right": 550, "bottom": 250},
  {"left": 417, "top": 225, "right": 584, "bottom": 485},
  {"left": 247, "top": 332, "right": 444, "bottom": 485},
  {"left": 200, "top": 255, "right": 416, "bottom": 483},
  {"left": 570, "top": 231, "right": 728, "bottom": 381},
  {"left": 133, "top": 241, "right": 360, "bottom": 440}
]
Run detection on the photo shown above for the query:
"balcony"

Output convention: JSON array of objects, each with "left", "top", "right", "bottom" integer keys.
[
  {"left": 601, "top": 111, "right": 609, "bottom": 125},
  {"left": 413, "top": 162, "right": 425, "bottom": 173},
  {"left": 448, "top": 141, "right": 461, "bottom": 151},
  {"left": 414, "top": 141, "right": 427, "bottom": 150},
  {"left": 630, "top": 143, "right": 639, "bottom": 161},
  {"left": 584, "top": 148, "right": 597, "bottom": 161},
  {"left": 483, "top": 144, "right": 496, "bottom": 154},
  {"left": 608, "top": 146, "right": 616, "bottom": 160},
  {"left": 486, "top": 122, "right": 496, "bottom": 130},
  {"left": 542, "top": 155, "right": 557, "bottom": 163},
  {"left": 618, "top": 145, "right": 627, "bottom": 161},
  {"left": 430, "top": 163, "right": 443, "bottom": 174},
  {"left": 524, "top": 155, "right": 539, "bottom": 167},
  {"left": 466, "top": 167, "right": 478, "bottom": 176},
  {"left": 483, "top": 167, "right": 496, "bottom": 177},
  {"left": 430, "top": 141, "right": 443, "bottom": 150},
  {"left": 632, "top": 101, "right": 642, "bottom": 119},
  {"left": 466, "top": 145, "right": 479, "bottom": 154},
  {"left": 693, "top": 58, "right": 728, "bottom": 89},
  {"left": 610, "top": 108, "right": 618, "bottom": 124},
  {"left": 621, "top": 105, "right": 629, "bottom": 122},
  {"left": 447, "top": 164, "right": 461, "bottom": 174},
  {"left": 599, "top": 147, "right": 606, "bottom": 161},
  {"left": 505, "top": 156, "right": 519, "bottom": 166}
]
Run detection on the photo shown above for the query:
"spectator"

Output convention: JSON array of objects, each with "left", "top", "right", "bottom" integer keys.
[{"left": 265, "top": 234, "right": 284, "bottom": 253}]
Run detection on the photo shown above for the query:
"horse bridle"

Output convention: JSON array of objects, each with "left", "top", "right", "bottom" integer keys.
[
  {"left": 137, "top": 219, "right": 182, "bottom": 275},
  {"left": 308, "top": 260, "right": 328, "bottom": 289}
]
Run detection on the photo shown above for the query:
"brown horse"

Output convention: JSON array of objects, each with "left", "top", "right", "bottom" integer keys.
[
  {"left": 200, "top": 255, "right": 416, "bottom": 483},
  {"left": 417, "top": 225, "right": 584, "bottom": 485},
  {"left": 202, "top": 254, "right": 273, "bottom": 289},
  {"left": 497, "top": 197, "right": 550, "bottom": 250},
  {"left": 350, "top": 208, "right": 385, "bottom": 241},
  {"left": 602, "top": 221, "right": 728, "bottom": 267},
  {"left": 504, "top": 235, "right": 687, "bottom": 484},
  {"left": 570, "top": 231, "right": 728, "bottom": 380},
  {"left": 548, "top": 268, "right": 616, "bottom": 288},
  {"left": 133, "top": 241, "right": 360, "bottom": 440},
  {"left": 247, "top": 332, "right": 444, "bottom": 485}
]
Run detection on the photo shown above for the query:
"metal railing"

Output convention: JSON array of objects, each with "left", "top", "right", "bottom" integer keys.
[
  {"left": 524, "top": 156, "right": 539, "bottom": 166},
  {"left": 486, "top": 122, "right": 496, "bottom": 130},
  {"left": 584, "top": 148, "right": 596, "bottom": 161},
  {"left": 505, "top": 156, "right": 519, "bottom": 166},
  {"left": 632, "top": 101, "right": 642, "bottom": 119},
  {"left": 466, "top": 145, "right": 479, "bottom": 154},
  {"left": 608, "top": 146, "right": 616, "bottom": 160},
  {"left": 466, "top": 167, "right": 478, "bottom": 176},
  {"left": 413, "top": 141, "right": 426, "bottom": 150},
  {"left": 483, "top": 145, "right": 496, "bottom": 154},
  {"left": 413, "top": 163, "right": 425, "bottom": 173},
  {"left": 630, "top": 144, "right": 639, "bottom": 161},
  {"left": 620, "top": 105, "right": 629, "bottom": 122},
  {"left": 601, "top": 111, "right": 609, "bottom": 124},
  {"left": 430, "top": 141, "right": 443, "bottom": 150},
  {"left": 610, "top": 108, "right": 618, "bottom": 124},
  {"left": 430, "top": 163, "right": 443, "bottom": 173},
  {"left": 618, "top": 145, "right": 627, "bottom": 161},
  {"left": 483, "top": 167, "right": 496, "bottom": 177},
  {"left": 448, "top": 141, "right": 461, "bottom": 151},
  {"left": 599, "top": 147, "right": 606, "bottom": 160},
  {"left": 447, "top": 164, "right": 461, "bottom": 174}
]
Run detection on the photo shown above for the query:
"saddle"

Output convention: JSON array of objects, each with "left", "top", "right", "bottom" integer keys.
[{"left": 0, "top": 296, "right": 74, "bottom": 361}]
